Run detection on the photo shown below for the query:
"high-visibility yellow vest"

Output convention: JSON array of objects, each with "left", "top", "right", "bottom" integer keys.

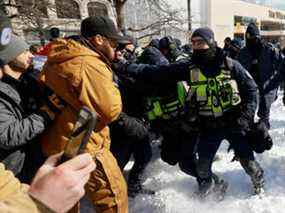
[
  {"left": 188, "top": 67, "right": 241, "bottom": 117},
  {"left": 146, "top": 82, "right": 187, "bottom": 121}
]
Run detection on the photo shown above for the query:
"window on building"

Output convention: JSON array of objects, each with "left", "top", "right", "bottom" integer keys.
[
  {"left": 87, "top": 2, "right": 108, "bottom": 17},
  {"left": 55, "top": 0, "right": 81, "bottom": 19},
  {"left": 234, "top": 16, "right": 257, "bottom": 26},
  {"left": 261, "top": 21, "right": 285, "bottom": 31},
  {"left": 15, "top": 0, "right": 48, "bottom": 18}
]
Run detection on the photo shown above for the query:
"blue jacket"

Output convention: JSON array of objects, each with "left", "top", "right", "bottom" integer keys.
[{"left": 238, "top": 43, "right": 282, "bottom": 91}]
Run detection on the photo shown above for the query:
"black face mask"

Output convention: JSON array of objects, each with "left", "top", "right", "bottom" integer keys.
[
  {"left": 192, "top": 48, "right": 216, "bottom": 66},
  {"left": 246, "top": 37, "right": 262, "bottom": 53}
]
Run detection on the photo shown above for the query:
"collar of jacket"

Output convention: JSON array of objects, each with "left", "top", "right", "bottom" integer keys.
[
  {"left": 69, "top": 36, "right": 113, "bottom": 68},
  {"left": 1, "top": 74, "right": 22, "bottom": 93},
  {"left": 0, "top": 79, "right": 24, "bottom": 113}
]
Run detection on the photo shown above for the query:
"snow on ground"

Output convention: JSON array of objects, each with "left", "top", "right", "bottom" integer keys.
[{"left": 129, "top": 94, "right": 285, "bottom": 213}]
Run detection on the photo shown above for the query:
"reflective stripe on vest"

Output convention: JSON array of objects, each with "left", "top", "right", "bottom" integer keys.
[
  {"left": 189, "top": 68, "right": 241, "bottom": 118},
  {"left": 146, "top": 82, "right": 187, "bottom": 121}
]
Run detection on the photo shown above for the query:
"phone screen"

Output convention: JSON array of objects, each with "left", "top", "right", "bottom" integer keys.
[{"left": 62, "top": 107, "right": 97, "bottom": 161}]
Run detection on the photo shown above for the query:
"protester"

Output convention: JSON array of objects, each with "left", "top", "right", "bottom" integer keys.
[{"left": 39, "top": 16, "right": 128, "bottom": 212}]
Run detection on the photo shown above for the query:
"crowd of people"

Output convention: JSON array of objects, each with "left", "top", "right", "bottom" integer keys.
[{"left": 0, "top": 8, "right": 285, "bottom": 213}]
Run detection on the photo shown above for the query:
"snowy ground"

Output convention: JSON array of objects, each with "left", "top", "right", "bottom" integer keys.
[
  {"left": 128, "top": 94, "right": 285, "bottom": 213},
  {"left": 81, "top": 94, "right": 285, "bottom": 213}
]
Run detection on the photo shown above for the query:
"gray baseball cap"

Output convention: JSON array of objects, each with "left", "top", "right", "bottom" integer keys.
[{"left": 0, "top": 34, "right": 29, "bottom": 65}]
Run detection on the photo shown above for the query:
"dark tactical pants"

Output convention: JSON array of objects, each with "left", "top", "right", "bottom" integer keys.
[{"left": 193, "top": 129, "right": 254, "bottom": 184}]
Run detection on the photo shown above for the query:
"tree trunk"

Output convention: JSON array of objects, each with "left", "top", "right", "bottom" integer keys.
[
  {"left": 115, "top": 1, "right": 125, "bottom": 33},
  {"left": 187, "top": 0, "right": 191, "bottom": 32},
  {"left": 38, "top": 30, "right": 45, "bottom": 46}
]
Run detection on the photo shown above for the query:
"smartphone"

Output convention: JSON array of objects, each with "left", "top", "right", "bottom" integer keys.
[{"left": 61, "top": 106, "right": 97, "bottom": 162}]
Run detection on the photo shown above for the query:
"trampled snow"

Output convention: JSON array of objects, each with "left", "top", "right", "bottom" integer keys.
[{"left": 129, "top": 94, "right": 285, "bottom": 213}]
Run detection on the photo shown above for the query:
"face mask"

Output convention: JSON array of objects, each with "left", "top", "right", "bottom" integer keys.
[
  {"left": 246, "top": 37, "right": 261, "bottom": 49},
  {"left": 192, "top": 48, "right": 216, "bottom": 65}
]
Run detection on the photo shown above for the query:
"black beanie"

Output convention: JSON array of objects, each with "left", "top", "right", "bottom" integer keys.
[
  {"left": 191, "top": 27, "right": 215, "bottom": 47},
  {"left": 246, "top": 23, "right": 260, "bottom": 39}
]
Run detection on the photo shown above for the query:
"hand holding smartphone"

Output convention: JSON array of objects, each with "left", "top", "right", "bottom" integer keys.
[{"left": 61, "top": 106, "right": 97, "bottom": 162}]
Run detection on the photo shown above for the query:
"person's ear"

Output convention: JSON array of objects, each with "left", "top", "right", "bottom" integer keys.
[{"left": 90, "top": 35, "right": 104, "bottom": 46}]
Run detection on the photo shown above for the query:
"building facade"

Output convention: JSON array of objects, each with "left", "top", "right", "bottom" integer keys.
[
  {"left": 7, "top": 0, "right": 285, "bottom": 46},
  {"left": 194, "top": 0, "right": 285, "bottom": 46},
  {"left": 7, "top": 0, "right": 115, "bottom": 43}
]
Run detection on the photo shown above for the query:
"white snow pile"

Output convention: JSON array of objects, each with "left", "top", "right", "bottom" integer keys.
[{"left": 129, "top": 94, "right": 285, "bottom": 213}]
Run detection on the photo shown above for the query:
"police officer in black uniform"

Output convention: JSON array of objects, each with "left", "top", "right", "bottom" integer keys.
[{"left": 114, "top": 27, "right": 264, "bottom": 198}]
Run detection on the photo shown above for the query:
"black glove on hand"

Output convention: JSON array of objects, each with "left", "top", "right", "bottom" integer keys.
[
  {"left": 235, "top": 112, "right": 252, "bottom": 134},
  {"left": 117, "top": 112, "right": 149, "bottom": 141},
  {"left": 112, "top": 59, "right": 128, "bottom": 76}
]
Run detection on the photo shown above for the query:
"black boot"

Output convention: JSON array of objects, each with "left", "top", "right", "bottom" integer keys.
[
  {"left": 128, "top": 170, "right": 155, "bottom": 198},
  {"left": 212, "top": 173, "right": 229, "bottom": 201},
  {"left": 197, "top": 174, "right": 228, "bottom": 200},
  {"left": 240, "top": 159, "right": 265, "bottom": 194},
  {"left": 197, "top": 178, "right": 214, "bottom": 198}
]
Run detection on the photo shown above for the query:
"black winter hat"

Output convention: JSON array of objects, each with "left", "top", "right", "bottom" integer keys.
[
  {"left": 191, "top": 27, "right": 215, "bottom": 47},
  {"left": 230, "top": 38, "right": 242, "bottom": 49},
  {"left": 50, "top": 27, "right": 60, "bottom": 39},
  {"left": 246, "top": 23, "right": 260, "bottom": 39},
  {"left": 159, "top": 36, "right": 175, "bottom": 50},
  {"left": 149, "top": 38, "right": 160, "bottom": 49},
  {"left": 81, "top": 16, "right": 128, "bottom": 43}
]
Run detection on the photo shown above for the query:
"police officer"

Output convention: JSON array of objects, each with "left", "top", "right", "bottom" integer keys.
[
  {"left": 238, "top": 23, "right": 282, "bottom": 129},
  {"left": 114, "top": 27, "right": 264, "bottom": 198},
  {"left": 159, "top": 36, "right": 187, "bottom": 63}
]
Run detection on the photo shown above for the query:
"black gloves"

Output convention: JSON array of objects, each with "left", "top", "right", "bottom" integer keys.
[
  {"left": 114, "top": 112, "right": 150, "bottom": 141},
  {"left": 248, "top": 121, "right": 273, "bottom": 153},
  {"left": 234, "top": 111, "right": 253, "bottom": 134},
  {"left": 112, "top": 59, "right": 128, "bottom": 76},
  {"left": 236, "top": 116, "right": 250, "bottom": 131}
]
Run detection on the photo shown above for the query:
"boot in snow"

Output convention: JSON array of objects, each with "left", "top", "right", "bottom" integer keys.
[
  {"left": 212, "top": 173, "right": 229, "bottom": 201},
  {"left": 240, "top": 160, "right": 265, "bottom": 194},
  {"left": 128, "top": 173, "right": 155, "bottom": 197},
  {"left": 197, "top": 174, "right": 228, "bottom": 200}
]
